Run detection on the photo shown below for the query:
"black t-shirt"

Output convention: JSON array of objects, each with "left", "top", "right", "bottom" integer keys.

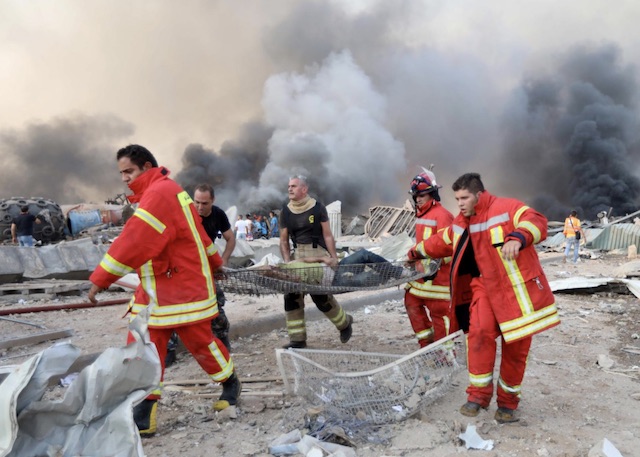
[
  {"left": 281, "top": 202, "right": 329, "bottom": 250},
  {"left": 200, "top": 205, "right": 231, "bottom": 241},
  {"left": 13, "top": 213, "right": 36, "bottom": 236}
]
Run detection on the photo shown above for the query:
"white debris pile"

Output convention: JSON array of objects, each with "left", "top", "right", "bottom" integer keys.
[{"left": 0, "top": 309, "right": 160, "bottom": 457}]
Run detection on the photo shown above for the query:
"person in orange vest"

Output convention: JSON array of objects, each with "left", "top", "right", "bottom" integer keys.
[
  {"left": 563, "top": 210, "right": 586, "bottom": 264},
  {"left": 409, "top": 172, "right": 560, "bottom": 423},
  {"left": 404, "top": 171, "right": 455, "bottom": 347},
  {"left": 88, "top": 144, "right": 240, "bottom": 436}
]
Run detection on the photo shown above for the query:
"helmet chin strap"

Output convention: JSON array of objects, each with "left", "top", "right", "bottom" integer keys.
[{"left": 414, "top": 197, "right": 434, "bottom": 217}]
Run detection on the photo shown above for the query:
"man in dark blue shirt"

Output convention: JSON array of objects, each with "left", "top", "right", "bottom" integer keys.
[{"left": 11, "top": 206, "right": 40, "bottom": 247}]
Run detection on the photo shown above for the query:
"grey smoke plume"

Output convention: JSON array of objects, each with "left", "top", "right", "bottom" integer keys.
[
  {"left": 501, "top": 44, "right": 640, "bottom": 220},
  {"left": 177, "top": 51, "right": 407, "bottom": 215},
  {"left": 0, "top": 114, "right": 134, "bottom": 204}
]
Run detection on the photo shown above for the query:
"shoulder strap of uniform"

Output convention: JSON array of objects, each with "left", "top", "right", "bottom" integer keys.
[
  {"left": 281, "top": 205, "right": 297, "bottom": 248},
  {"left": 312, "top": 202, "right": 322, "bottom": 248}
]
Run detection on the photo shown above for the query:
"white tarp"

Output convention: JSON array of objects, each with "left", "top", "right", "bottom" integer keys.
[{"left": 0, "top": 309, "right": 160, "bottom": 457}]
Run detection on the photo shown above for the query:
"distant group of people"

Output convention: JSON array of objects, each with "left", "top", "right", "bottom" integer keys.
[
  {"left": 86, "top": 142, "right": 566, "bottom": 436},
  {"left": 234, "top": 211, "right": 279, "bottom": 241}
]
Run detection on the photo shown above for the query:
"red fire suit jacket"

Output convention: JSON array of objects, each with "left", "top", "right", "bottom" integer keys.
[
  {"left": 409, "top": 191, "right": 560, "bottom": 343},
  {"left": 406, "top": 200, "right": 453, "bottom": 300},
  {"left": 89, "top": 167, "right": 223, "bottom": 328}
]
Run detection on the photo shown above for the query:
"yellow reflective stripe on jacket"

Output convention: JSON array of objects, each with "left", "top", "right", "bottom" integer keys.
[
  {"left": 99, "top": 253, "right": 134, "bottom": 277},
  {"left": 490, "top": 226, "right": 504, "bottom": 245},
  {"left": 206, "top": 243, "right": 218, "bottom": 256},
  {"left": 514, "top": 206, "right": 542, "bottom": 243},
  {"left": 501, "top": 304, "right": 560, "bottom": 343},
  {"left": 129, "top": 298, "right": 218, "bottom": 327},
  {"left": 177, "top": 191, "right": 216, "bottom": 298},
  {"left": 451, "top": 224, "right": 465, "bottom": 245},
  {"left": 498, "top": 248, "right": 535, "bottom": 315},
  {"left": 407, "top": 281, "right": 450, "bottom": 299},
  {"left": 139, "top": 261, "right": 159, "bottom": 308},
  {"left": 133, "top": 208, "right": 166, "bottom": 234}
]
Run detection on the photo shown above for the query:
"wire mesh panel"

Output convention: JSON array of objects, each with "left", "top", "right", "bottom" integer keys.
[
  {"left": 216, "top": 258, "right": 440, "bottom": 295},
  {"left": 276, "top": 331, "right": 466, "bottom": 427}
]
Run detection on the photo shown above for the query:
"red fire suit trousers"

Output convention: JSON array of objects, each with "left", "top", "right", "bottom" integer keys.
[
  {"left": 404, "top": 290, "right": 453, "bottom": 347},
  {"left": 127, "top": 318, "right": 232, "bottom": 400},
  {"left": 466, "top": 277, "right": 532, "bottom": 410}
]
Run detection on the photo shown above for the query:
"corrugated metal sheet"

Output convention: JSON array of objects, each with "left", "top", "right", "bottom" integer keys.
[
  {"left": 539, "top": 228, "right": 602, "bottom": 249},
  {"left": 590, "top": 223, "right": 640, "bottom": 251}
]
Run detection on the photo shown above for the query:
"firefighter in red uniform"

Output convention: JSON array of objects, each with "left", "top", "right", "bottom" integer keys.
[
  {"left": 404, "top": 171, "right": 455, "bottom": 347},
  {"left": 88, "top": 144, "right": 241, "bottom": 436},
  {"left": 409, "top": 172, "right": 560, "bottom": 423}
]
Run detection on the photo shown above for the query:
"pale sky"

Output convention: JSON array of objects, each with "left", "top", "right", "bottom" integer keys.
[{"left": 1, "top": 0, "right": 638, "bottom": 216}]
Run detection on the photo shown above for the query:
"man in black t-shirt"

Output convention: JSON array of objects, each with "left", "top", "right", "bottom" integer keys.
[
  {"left": 278, "top": 175, "right": 353, "bottom": 349},
  {"left": 11, "top": 206, "right": 40, "bottom": 247},
  {"left": 194, "top": 184, "right": 236, "bottom": 351}
]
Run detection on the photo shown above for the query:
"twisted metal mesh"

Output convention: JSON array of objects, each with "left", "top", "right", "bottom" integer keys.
[
  {"left": 276, "top": 331, "right": 466, "bottom": 433},
  {"left": 215, "top": 259, "right": 439, "bottom": 295}
]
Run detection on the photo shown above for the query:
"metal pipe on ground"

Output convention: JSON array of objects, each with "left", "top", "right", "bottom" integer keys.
[{"left": 0, "top": 298, "right": 129, "bottom": 316}]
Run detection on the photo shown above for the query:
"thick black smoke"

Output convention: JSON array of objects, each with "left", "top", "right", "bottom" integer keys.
[
  {"left": 176, "top": 51, "right": 408, "bottom": 216},
  {"left": 0, "top": 114, "right": 134, "bottom": 204},
  {"left": 174, "top": 121, "right": 274, "bottom": 212},
  {"left": 501, "top": 44, "right": 640, "bottom": 220}
]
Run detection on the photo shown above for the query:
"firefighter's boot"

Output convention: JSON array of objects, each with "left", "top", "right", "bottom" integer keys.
[
  {"left": 133, "top": 399, "right": 158, "bottom": 436},
  {"left": 340, "top": 314, "right": 353, "bottom": 343},
  {"left": 213, "top": 372, "right": 241, "bottom": 411}
]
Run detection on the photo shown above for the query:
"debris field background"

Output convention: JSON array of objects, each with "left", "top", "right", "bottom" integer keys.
[{"left": 1, "top": 251, "right": 639, "bottom": 456}]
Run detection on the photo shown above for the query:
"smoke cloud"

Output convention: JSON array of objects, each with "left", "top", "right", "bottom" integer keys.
[
  {"left": 0, "top": 114, "right": 134, "bottom": 204},
  {"left": 500, "top": 44, "right": 640, "bottom": 220},
  {"left": 2, "top": 1, "right": 639, "bottom": 221},
  {"left": 177, "top": 51, "right": 407, "bottom": 214}
]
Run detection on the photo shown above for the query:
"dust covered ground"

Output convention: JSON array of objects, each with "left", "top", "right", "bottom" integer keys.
[{"left": 2, "top": 251, "right": 640, "bottom": 456}]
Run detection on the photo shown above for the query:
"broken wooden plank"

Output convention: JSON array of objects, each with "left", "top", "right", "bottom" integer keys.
[
  {"left": 164, "top": 376, "right": 283, "bottom": 385},
  {"left": 194, "top": 391, "right": 284, "bottom": 398},
  {"left": 622, "top": 346, "right": 640, "bottom": 355},
  {"left": 0, "top": 329, "right": 74, "bottom": 350}
]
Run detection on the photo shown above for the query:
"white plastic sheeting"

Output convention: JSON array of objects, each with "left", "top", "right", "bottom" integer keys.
[{"left": 0, "top": 309, "right": 160, "bottom": 457}]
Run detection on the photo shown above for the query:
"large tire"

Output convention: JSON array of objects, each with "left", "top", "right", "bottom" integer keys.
[{"left": 0, "top": 197, "right": 66, "bottom": 244}]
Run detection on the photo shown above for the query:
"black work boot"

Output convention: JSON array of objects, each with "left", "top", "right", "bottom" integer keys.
[
  {"left": 213, "top": 372, "right": 241, "bottom": 411},
  {"left": 340, "top": 314, "right": 353, "bottom": 343},
  {"left": 282, "top": 341, "right": 307, "bottom": 349},
  {"left": 133, "top": 399, "right": 158, "bottom": 436},
  {"left": 495, "top": 407, "right": 519, "bottom": 423},
  {"left": 165, "top": 332, "right": 179, "bottom": 368},
  {"left": 460, "top": 401, "right": 486, "bottom": 417}
]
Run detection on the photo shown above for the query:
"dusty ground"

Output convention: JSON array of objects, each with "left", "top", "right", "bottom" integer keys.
[{"left": 2, "top": 250, "right": 640, "bottom": 456}]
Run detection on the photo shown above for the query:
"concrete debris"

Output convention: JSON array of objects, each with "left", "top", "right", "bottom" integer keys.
[
  {"left": 0, "top": 238, "right": 108, "bottom": 284},
  {"left": 0, "top": 308, "right": 160, "bottom": 457},
  {"left": 458, "top": 424, "right": 494, "bottom": 450},
  {"left": 269, "top": 431, "right": 356, "bottom": 457},
  {"left": 596, "top": 354, "right": 616, "bottom": 370},
  {"left": 588, "top": 438, "right": 624, "bottom": 457}
]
